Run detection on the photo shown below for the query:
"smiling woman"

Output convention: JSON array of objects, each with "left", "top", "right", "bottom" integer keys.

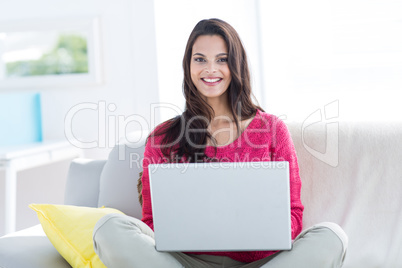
[{"left": 92, "top": 18, "right": 347, "bottom": 268}]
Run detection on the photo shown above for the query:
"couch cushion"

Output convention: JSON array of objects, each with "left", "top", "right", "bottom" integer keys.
[
  {"left": 97, "top": 132, "right": 147, "bottom": 219},
  {"left": 30, "top": 204, "right": 124, "bottom": 268},
  {"left": 64, "top": 159, "right": 107, "bottom": 207},
  {"left": 0, "top": 225, "right": 70, "bottom": 268}
]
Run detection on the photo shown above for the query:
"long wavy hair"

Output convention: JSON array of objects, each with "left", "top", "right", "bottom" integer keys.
[{"left": 150, "top": 18, "right": 263, "bottom": 162}]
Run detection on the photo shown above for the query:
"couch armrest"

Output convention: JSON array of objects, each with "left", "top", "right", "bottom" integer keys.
[
  {"left": 0, "top": 225, "right": 70, "bottom": 268},
  {"left": 64, "top": 158, "right": 107, "bottom": 207}
]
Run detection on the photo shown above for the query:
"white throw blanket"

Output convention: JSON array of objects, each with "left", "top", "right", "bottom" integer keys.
[{"left": 287, "top": 120, "right": 402, "bottom": 268}]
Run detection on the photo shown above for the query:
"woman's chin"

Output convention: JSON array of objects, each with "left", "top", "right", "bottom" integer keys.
[{"left": 199, "top": 89, "right": 228, "bottom": 100}]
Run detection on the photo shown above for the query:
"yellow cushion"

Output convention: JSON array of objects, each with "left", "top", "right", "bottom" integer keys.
[{"left": 30, "top": 204, "right": 124, "bottom": 268}]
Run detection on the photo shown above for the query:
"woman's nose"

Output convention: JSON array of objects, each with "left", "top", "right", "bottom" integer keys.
[{"left": 205, "top": 61, "right": 217, "bottom": 73}]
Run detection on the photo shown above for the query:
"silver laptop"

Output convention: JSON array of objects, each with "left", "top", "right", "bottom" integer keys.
[{"left": 148, "top": 161, "right": 291, "bottom": 252}]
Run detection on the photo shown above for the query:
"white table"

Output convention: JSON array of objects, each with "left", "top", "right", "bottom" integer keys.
[{"left": 0, "top": 141, "right": 82, "bottom": 235}]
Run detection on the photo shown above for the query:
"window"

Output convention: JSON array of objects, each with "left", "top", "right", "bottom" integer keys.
[{"left": 0, "top": 17, "right": 102, "bottom": 89}]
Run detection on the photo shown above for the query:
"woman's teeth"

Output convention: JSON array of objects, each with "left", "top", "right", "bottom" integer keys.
[{"left": 202, "top": 78, "right": 221, "bottom": 83}]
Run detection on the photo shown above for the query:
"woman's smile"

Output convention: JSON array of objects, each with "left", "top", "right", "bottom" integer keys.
[{"left": 201, "top": 77, "right": 223, "bottom": 86}]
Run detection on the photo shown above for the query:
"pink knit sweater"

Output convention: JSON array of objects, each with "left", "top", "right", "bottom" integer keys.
[{"left": 141, "top": 110, "right": 304, "bottom": 263}]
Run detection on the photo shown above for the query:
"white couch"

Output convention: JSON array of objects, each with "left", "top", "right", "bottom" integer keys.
[{"left": 0, "top": 121, "right": 401, "bottom": 268}]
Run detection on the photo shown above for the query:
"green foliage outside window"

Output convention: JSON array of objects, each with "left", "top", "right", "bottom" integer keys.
[{"left": 6, "top": 34, "right": 88, "bottom": 77}]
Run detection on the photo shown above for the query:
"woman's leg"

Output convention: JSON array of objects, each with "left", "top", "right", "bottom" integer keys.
[
  {"left": 93, "top": 214, "right": 199, "bottom": 268},
  {"left": 243, "top": 222, "right": 348, "bottom": 268}
]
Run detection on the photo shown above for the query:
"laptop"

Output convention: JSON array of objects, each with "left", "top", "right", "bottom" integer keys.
[{"left": 148, "top": 161, "right": 291, "bottom": 252}]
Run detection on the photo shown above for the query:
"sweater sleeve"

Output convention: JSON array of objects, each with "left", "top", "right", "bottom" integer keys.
[
  {"left": 140, "top": 135, "right": 167, "bottom": 230},
  {"left": 272, "top": 117, "right": 304, "bottom": 239}
]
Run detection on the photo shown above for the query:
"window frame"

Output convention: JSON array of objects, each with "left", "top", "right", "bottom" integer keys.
[{"left": 0, "top": 16, "right": 103, "bottom": 89}]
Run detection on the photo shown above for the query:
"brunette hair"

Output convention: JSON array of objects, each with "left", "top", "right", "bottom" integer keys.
[{"left": 150, "top": 18, "right": 263, "bottom": 162}]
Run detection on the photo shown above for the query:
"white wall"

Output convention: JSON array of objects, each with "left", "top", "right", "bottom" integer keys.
[
  {"left": 258, "top": 0, "right": 402, "bottom": 122},
  {"left": 0, "top": 0, "right": 159, "bottom": 235}
]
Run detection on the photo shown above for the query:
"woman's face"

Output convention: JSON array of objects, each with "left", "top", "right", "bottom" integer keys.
[{"left": 190, "top": 35, "right": 231, "bottom": 102}]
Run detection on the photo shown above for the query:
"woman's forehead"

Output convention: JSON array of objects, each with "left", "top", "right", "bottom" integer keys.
[{"left": 192, "top": 35, "right": 228, "bottom": 55}]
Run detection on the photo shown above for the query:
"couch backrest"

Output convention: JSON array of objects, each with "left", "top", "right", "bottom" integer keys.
[
  {"left": 65, "top": 159, "right": 107, "bottom": 207},
  {"left": 97, "top": 132, "right": 147, "bottom": 219}
]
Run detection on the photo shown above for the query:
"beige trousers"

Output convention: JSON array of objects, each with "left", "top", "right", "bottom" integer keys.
[{"left": 93, "top": 214, "right": 348, "bottom": 268}]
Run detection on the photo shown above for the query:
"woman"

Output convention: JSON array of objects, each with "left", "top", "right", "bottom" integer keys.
[{"left": 93, "top": 18, "right": 348, "bottom": 267}]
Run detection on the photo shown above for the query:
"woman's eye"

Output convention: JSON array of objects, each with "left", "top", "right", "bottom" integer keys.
[
  {"left": 218, "top": 58, "right": 228, "bottom": 63},
  {"left": 194, "top": 58, "right": 206, "bottom": 62}
]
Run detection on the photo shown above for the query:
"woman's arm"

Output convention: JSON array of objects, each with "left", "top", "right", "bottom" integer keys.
[
  {"left": 140, "top": 135, "right": 166, "bottom": 230},
  {"left": 273, "top": 117, "right": 304, "bottom": 239}
]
